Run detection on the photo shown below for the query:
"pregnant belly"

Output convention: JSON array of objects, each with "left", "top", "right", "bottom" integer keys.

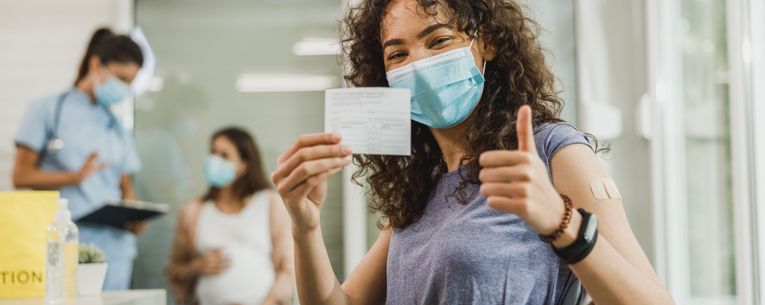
[{"left": 196, "top": 249, "right": 275, "bottom": 305}]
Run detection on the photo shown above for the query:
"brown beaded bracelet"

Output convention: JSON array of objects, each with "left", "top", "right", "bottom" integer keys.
[{"left": 539, "top": 194, "right": 573, "bottom": 243}]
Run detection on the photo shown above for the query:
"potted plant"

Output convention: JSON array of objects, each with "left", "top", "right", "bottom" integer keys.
[{"left": 77, "top": 244, "right": 108, "bottom": 296}]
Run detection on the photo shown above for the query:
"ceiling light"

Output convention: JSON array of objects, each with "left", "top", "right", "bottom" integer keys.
[
  {"left": 236, "top": 73, "right": 339, "bottom": 92},
  {"left": 292, "top": 37, "right": 341, "bottom": 56}
]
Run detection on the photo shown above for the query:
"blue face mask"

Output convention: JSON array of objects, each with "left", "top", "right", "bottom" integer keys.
[
  {"left": 386, "top": 39, "right": 486, "bottom": 129},
  {"left": 204, "top": 155, "right": 237, "bottom": 187},
  {"left": 94, "top": 75, "right": 130, "bottom": 108}
]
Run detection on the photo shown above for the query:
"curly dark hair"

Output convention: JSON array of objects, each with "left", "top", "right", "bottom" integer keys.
[{"left": 342, "top": 0, "right": 567, "bottom": 229}]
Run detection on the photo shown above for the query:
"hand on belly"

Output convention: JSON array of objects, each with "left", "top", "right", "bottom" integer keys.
[{"left": 197, "top": 248, "right": 230, "bottom": 276}]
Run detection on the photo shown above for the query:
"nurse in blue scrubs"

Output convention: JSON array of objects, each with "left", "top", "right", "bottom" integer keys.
[{"left": 12, "top": 28, "right": 145, "bottom": 290}]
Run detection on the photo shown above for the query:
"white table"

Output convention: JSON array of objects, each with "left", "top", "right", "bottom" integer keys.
[{"left": 0, "top": 290, "right": 166, "bottom": 305}]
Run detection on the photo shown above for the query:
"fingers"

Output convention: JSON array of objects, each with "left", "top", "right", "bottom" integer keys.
[
  {"left": 479, "top": 150, "right": 534, "bottom": 168},
  {"left": 277, "top": 133, "right": 342, "bottom": 164},
  {"left": 516, "top": 105, "right": 537, "bottom": 154},
  {"left": 478, "top": 106, "right": 545, "bottom": 217},
  {"left": 481, "top": 182, "right": 530, "bottom": 215},
  {"left": 126, "top": 221, "right": 139, "bottom": 229},
  {"left": 484, "top": 196, "right": 526, "bottom": 214},
  {"left": 271, "top": 144, "right": 351, "bottom": 182},
  {"left": 79, "top": 152, "right": 109, "bottom": 179},
  {"left": 215, "top": 258, "right": 230, "bottom": 271},
  {"left": 206, "top": 260, "right": 229, "bottom": 274},
  {"left": 85, "top": 151, "right": 99, "bottom": 164},
  {"left": 128, "top": 221, "right": 149, "bottom": 235},
  {"left": 290, "top": 166, "right": 345, "bottom": 199},
  {"left": 82, "top": 152, "right": 103, "bottom": 170},
  {"left": 206, "top": 250, "right": 230, "bottom": 271},
  {"left": 479, "top": 182, "right": 531, "bottom": 198},
  {"left": 277, "top": 156, "right": 351, "bottom": 193},
  {"left": 479, "top": 166, "right": 531, "bottom": 182},
  {"left": 216, "top": 258, "right": 230, "bottom": 270},
  {"left": 209, "top": 248, "right": 222, "bottom": 255}
]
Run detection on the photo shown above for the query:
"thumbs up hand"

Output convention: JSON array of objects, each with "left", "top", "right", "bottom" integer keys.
[{"left": 478, "top": 105, "right": 566, "bottom": 236}]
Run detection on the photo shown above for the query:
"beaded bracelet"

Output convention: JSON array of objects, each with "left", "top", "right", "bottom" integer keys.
[{"left": 539, "top": 194, "right": 573, "bottom": 243}]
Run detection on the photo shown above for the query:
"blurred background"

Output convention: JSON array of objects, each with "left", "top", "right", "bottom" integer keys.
[{"left": 1, "top": 0, "right": 764, "bottom": 304}]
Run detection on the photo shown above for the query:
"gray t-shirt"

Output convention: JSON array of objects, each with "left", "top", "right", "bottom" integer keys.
[{"left": 386, "top": 122, "right": 593, "bottom": 305}]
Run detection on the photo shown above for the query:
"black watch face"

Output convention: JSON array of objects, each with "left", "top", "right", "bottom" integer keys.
[{"left": 583, "top": 213, "right": 598, "bottom": 243}]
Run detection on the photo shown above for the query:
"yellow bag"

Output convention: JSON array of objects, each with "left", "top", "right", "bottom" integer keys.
[{"left": 0, "top": 191, "right": 59, "bottom": 299}]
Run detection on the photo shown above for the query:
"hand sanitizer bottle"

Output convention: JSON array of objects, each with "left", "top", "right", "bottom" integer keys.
[{"left": 46, "top": 199, "right": 79, "bottom": 304}]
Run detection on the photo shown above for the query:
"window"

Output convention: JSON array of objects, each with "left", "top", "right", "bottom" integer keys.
[
  {"left": 649, "top": 0, "right": 765, "bottom": 304},
  {"left": 680, "top": 0, "right": 736, "bottom": 302}
]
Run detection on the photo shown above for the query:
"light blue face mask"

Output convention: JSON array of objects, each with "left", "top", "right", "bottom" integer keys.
[
  {"left": 94, "top": 74, "right": 130, "bottom": 108},
  {"left": 204, "top": 155, "right": 237, "bottom": 187},
  {"left": 386, "top": 39, "right": 486, "bottom": 129}
]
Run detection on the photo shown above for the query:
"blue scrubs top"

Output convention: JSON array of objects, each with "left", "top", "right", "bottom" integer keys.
[{"left": 15, "top": 87, "right": 141, "bottom": 289}]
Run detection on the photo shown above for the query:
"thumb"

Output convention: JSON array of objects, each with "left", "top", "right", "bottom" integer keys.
[{"left": 516, "top": 105, "right": 537, "bottom": 153}]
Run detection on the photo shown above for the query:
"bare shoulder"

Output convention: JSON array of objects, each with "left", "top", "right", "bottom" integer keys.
[
  {"left": 549, "top": 143, "right": 606, "bottom": 186},
  {"left": 182, "top": 199, "right": 205, "bottom": 212},
  {"left": 179, "top": 199, "right": 205, "bottom": 222},
  {"left": 549, "top": 140, "right": 662, "bottom": 284}
]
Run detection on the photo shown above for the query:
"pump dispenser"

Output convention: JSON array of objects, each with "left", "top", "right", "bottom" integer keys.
[{"left": 45, "top": 199, "right": 79, "bottom": 303}]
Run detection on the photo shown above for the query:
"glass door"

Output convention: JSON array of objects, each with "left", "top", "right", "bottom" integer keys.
[{"left": 131, "top": 0, "right": 347, "bottom": 300}]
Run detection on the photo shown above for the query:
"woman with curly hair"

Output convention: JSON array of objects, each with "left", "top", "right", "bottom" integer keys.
[{"left": 271, "top": 0, "right": 673, "bottom": 304}]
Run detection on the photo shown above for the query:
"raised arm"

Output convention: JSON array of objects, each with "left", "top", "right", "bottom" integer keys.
[
  {"left": 13, "top": 145, "right": 106, "bottom": 189},
  {"left": 271, "top": 133, "right": 388, "bottom": 305},
  {"left": 341, "top": 228, "right": 391, "bottom": 305},
  {"left": 548, "top": 144, "right": 671, "bottom": 304},
  {"left": 478, "top": 106, "right": 673, "bottom": 305}
]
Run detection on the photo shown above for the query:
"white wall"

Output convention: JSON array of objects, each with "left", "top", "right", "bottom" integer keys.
[{"left": 0, "top": 0, "right": 132, "bottom": 190}]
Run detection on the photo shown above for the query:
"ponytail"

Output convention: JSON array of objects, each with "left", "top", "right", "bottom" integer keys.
[{"left": 74, "top": 27, "right": 144, "bottom": 84}]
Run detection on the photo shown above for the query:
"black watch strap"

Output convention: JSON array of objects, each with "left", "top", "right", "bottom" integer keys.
[{"left": 554, "top": 208, "right": 598, "bottom": 265}]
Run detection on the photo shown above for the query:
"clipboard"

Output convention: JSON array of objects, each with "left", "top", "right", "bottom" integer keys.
[{"left": 75, "top": 199, "right": 170, "bottom": 230}]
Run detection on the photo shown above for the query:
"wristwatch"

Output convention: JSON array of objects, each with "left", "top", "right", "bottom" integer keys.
[{"left": 553, "top": 208, "right": 598, "bottom": 264}]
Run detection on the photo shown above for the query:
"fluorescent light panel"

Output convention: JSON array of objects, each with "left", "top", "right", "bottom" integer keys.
[
  {"left": 292, "top": 38, "right": 341, "bottom": 56},
  {"left": 236, "top": 73, "right": 339, "bottom": 92}
]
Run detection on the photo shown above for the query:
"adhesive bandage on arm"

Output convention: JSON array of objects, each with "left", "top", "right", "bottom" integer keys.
[{"left": 589, "top": 178, "right": 622, "bottom": 200}]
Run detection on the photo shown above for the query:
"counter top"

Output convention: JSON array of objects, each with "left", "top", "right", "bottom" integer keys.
[{"left": 0, "top": 290, "right": 166, "bottom": 305}]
